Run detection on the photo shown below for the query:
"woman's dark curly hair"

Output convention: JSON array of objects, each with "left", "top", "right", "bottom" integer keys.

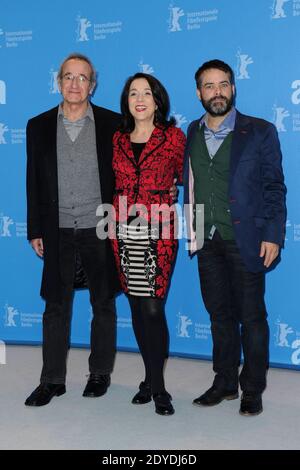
[{"left": 119, "top": 72, "right": 176, "bottom": 133}]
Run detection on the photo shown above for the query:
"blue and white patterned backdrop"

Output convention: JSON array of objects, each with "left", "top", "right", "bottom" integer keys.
[{"left": 0, "top": 0, "right": 299, "bottom": 369}]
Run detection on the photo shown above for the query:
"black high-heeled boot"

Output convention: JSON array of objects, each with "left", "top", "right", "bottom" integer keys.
[
  {"left": 131, "top": 381, "right": 152, "bottom": 404},
  {"left": 153, "top": 391, "right": 174, "bottom": 415}
]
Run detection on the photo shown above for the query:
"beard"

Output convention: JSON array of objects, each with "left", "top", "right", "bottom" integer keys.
[{"left": 201, "top": 94, "right": 234, "bottom": 117}]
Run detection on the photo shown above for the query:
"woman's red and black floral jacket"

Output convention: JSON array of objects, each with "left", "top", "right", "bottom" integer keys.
[{"left": 112, "top": 125, "right": 186, "bottom": 233}]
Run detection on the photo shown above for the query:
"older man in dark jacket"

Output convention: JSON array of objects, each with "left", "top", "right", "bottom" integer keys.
[{"left": 25, "top": 53, "right": 121, "bottom": 406}]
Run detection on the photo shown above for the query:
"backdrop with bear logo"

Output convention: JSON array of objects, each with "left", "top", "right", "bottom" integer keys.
[{"left": 0, "top": 0, "right": 299, "bottom": 369}]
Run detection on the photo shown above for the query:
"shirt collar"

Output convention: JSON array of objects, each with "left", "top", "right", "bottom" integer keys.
[
  {"left": 200, "top": 107, "right": 236, "bottom": 133},
  {"left": 57, "top": 102, "right": 94, "bottom": 122}
]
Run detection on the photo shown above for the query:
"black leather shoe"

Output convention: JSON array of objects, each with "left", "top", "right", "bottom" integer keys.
[
  {"left": 153, "top": 392, "right": 174, "bottom": 416},
  {"left": 193, "top": 385, "right": 239, "bottom": 406},
  {"left": 82, "top": 374, "right": 110, "bottom": 397},
  {"left": 239, "top": 392, "right": 263, "bottom": 416},
  {"left": 25, "top": 383, "right": 66, "bottom": 407},
  {"left": 132, "top": 381, "right": 152, "bottom": 404}
]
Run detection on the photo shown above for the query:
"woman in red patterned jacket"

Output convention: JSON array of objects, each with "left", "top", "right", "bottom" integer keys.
[{"left": 111, "top": 73, "right": 186, "bottom": 415}]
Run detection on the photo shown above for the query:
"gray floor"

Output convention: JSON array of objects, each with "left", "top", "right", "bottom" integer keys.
[{"left": 0, "top": 345, "right": 300, "bottom": 450}]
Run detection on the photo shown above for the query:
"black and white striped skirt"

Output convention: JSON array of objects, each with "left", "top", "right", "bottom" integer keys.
[{"left": 117, "top": 223, "right": 159, "bottom": 297}]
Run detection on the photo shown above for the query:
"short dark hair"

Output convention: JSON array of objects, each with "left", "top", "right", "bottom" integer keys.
[
  {"left": 194, "top": 59, "right": 235, "bottom": 89},
  {"left": 119, "top": 72, "right": 176, "bottom": 133}
]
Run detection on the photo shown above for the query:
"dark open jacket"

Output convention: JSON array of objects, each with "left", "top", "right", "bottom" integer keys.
[{"left": 26, "top": 103, "right": 121, "bottom": 301}]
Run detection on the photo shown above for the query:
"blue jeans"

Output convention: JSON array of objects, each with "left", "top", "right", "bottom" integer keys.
[
  {"left": 197, "top": 231, "right": 269, "bottom": 394},
  {"left": 40, "top": 228, "right": 116, "bottom": 384}
]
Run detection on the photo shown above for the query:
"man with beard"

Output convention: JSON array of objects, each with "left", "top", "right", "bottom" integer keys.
[{"left": 183, "top": 59, "right": 286, "bottom": 416}]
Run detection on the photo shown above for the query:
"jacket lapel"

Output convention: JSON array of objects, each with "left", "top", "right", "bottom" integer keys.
[
  {"left": 184, "top": 120, "right": 200, "bottom": 179},
  {"left": 230, "top": 111, "right": 252, "bottom": 182},
  {"left": 44, "top": 107, "right": 59, "bottom": 198},
  {"left": 185, "top": 119, "right": 200, "bottom": 156},
  {"left": 138, "top": 126, "right": 166, "bottom": 166},
  {"left": 92, "top": 104, "right": 105, "bottom": 174},
  {"left": 183, "top": 119, "right": 200, "bottom": 205},
  {"left": 117, "top": 132, "right": 137, "bottom": 167},
  {"left": 116, "top": 126, "right": 167, "bottom": 168}
]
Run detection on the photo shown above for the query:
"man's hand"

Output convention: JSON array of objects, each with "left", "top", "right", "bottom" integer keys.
[
  {"left": 169, "top": 178, "right": 178, "bottom": 202},
  {"left": 260, "top": 241, "right": 279, "bottom": 268},
  {"left": 30, "top": 238, "right": 44, "bottom": 258}
]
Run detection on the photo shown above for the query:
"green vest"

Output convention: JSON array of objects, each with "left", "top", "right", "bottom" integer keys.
[{"left": 190, "top": 125, "right": 234, "bottom": 240}]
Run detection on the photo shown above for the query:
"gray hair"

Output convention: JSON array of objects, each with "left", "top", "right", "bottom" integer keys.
[{"left": 57, "top": 52, "right": 97, "bottom": 85}]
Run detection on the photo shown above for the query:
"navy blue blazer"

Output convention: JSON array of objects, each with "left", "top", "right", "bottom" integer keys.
[{"left": 183, "top": 110, "right": 287, "bottom": 273}]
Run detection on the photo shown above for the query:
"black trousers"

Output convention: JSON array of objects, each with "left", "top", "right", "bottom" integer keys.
[
  {"left": 40, "top": 228, "right": 116, "bottom": 384},
  {"left": 197, "top": 231, "right": 269, "bottom": 394}
]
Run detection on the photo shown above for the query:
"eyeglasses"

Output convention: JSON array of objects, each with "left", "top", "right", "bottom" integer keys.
[{"left": 62, "top": 73, "right": 91, "bottom": 84}]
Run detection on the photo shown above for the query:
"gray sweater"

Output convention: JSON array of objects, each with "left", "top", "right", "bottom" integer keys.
[{"left": 56, "top": 107, "right": 102, "bottom": 228}]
